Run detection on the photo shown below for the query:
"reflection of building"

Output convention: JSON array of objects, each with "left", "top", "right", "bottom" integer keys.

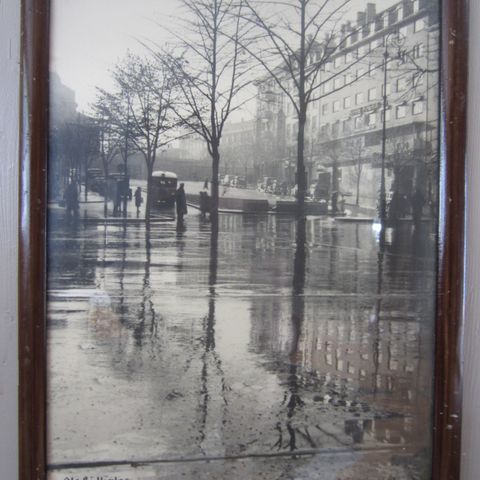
[
  {"left": 247, "top": 219, "right": 435, "bottom": 449},
  {"left": 255, "top": 0, "right": 439, "bottom": 211}
]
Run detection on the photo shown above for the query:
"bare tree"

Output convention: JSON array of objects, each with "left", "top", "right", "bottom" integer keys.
[
  {"left": 92, "top": 94, "right": 122, "bottom": 216},
  {"left": 157, "top": 0, "right": 252, "bottom": 223},
  {"left": 111, "top": 53, "right": 183, "bottom": 220},
  {"left": 238, "top": 0, "right": 386, "bottom": 214}
]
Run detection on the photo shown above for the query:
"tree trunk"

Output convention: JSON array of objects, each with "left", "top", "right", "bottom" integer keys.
[
  {"left": 145, "top": 165, "right": 153, "bottom": 222},
  {"left": 210, "top": 144, "right": 220, "bottom": 227},
  {"left": 296, "top": 110, "right": 307, "bottom": 217},
  {"left": 103, "top": 165, "right": 109, "bottom": 218}
]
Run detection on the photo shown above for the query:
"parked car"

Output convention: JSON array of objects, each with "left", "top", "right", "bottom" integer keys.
[{"left": 236, "top": 176, "right": 247, "bottom": 188}]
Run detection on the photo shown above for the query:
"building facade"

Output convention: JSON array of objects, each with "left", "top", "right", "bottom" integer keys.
[{"left": 255, "top": 0, "right": 439, "bottom": 212}]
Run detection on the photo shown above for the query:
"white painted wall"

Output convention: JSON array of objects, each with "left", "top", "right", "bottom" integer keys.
[
  {"left": 0, "top": 0, "right": 479, "bottom": 478},
  {"left": 0, "top": 0, "right": 20, "bottom": 478}
]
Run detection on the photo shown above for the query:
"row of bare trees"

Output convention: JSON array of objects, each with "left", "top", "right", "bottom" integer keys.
[{"left": 85, "top": 0, "right": 378, "bottom": 221}]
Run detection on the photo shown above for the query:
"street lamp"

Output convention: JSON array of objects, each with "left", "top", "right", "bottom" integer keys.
[{"left": 379, "top": 31, "right": 406, "bottom": 228}]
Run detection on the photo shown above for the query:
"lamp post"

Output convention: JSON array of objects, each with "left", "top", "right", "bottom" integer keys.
[{"left": 379, "top": 31, "right": 405, "bottom": 228}]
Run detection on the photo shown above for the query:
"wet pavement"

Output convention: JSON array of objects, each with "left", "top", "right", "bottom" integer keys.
[{"left": 46, "top": 203, "right": 436, "bottom": 479}]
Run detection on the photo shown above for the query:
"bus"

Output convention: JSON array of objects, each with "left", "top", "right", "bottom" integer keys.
[{"left": 150, "top": 171, "right": 178, "bottom": 207}]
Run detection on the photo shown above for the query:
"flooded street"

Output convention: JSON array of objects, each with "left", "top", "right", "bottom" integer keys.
[{"left": 47, "top": 210, "right": 436, "bottom": 479}]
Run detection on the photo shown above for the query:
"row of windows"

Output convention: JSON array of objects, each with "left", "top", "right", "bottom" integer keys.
[
  {"left": 285, "top": 101, "right": 425, "bottom": 138},
  {"left": 311, "top": 74, "right": 424, "bottom": 117},
  {"left": 320, "top": 46, "right": 426, "bottom": 96},
  {"left": 328, "top": 25, "right": 426, "bottom": 73}
]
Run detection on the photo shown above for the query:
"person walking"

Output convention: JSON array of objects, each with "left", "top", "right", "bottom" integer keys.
[
  {"left": 175, "top": 183, "right": 188, "bottom": 223},
  {"left": 134, "top": 186, "right": 143, "bottom": 215}
]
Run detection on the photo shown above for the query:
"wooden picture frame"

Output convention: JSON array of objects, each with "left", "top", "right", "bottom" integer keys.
[{"left": 18, "top": 0, "right": 468, "bottom": 478}]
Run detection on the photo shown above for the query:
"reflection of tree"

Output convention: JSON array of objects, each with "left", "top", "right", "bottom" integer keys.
[
  {"left": 198, "top": 223, "right": 229, "bottom": 453},
  {"left": 274, "top": 217, "right": 308, "bottom": 451},
  {"left": 134, "top": 224, "right": 159, "bottom": 347}
]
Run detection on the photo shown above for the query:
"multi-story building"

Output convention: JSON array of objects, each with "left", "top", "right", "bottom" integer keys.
[{"left": 255, "top": 0, "right": 439, "bottom": 212}]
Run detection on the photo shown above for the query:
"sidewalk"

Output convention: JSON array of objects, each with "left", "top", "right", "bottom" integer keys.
[{"left": 49, "top": 187, "right": 176, "bottom": 223}]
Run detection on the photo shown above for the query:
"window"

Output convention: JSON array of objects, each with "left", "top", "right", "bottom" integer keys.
[
  {"left": 388, "top": 8, "right": 398, "bottom": 26},
  {"left": 413, "top": 43, "right": 424, "bottom": 59},
  {"left": 357, "top": 67, "right": 365, "bottom": 78},
  {"left": 358, "top": 44, "right": 369, "bottom": 56},
  {"left": 346, "top": 73, "right": 355, "bottom": 84},
  {"left": 368, "top": 87, "right": 377, "bottom": 101},
  {"left": 334, "top": 77, "right": 343, "bottom": 90},
  {"left": 324, "top": 81, "right": 332, "bottom": 94},
  {"left": 382, "top": 83, "right": 392, "bottom": 95},
  {"left": 342, "top": 119, "right": 351, "bottom": 133},
  {"left": 396, "top": 105, "right": 407, "bottom": 118},
  {"left": 325, "top": 62, "right": 332, "bottom": 72},
  {"left": 397, "top": 6, "right": 404, "bottom": 20},
  {"left": 367, "top": 112, "right": 377, "bottom": 126},
  {"left": 362, "top": 23, "right": 371, "bottom": 38},
  {"left": 368, "top": 63, "right": 376, "bottom": 76},
  {"left": 414, "top": 18, "right": 426, "bottom": 32},
  {"left": 382, "top": 108, "right": 392, "bottom": 122},
  {"left": 333, "top": 100, "right": 340, "bottom": 112},
  {"left": 383, "top": 13, "right": 389, "bottom": 28},
  {"left": 322, "top": 103, "right": 329, "bottom": 115},
  {"left": 356, "top": 92, "right": 364, "bottom": 105},
  {"left": 334, "top": 55, "right": 343, "bottom": 68},
  {"left": 346, "top": 52, "right": 353, "bottom": 63},
  {"left": 412, "top": 101, "right": 424, "bottom": 115},
  {"left": 332, "top": 121, "right": 340, "bottom": 137},
  {"left": 354, "top": 116, "right": 363, "bottom": 129},
  {"left": 344, "top": 96, "right": 351, "bottom": 108},
  {"left": 396, "top": 77, "right": 408, "bottom": 92}
]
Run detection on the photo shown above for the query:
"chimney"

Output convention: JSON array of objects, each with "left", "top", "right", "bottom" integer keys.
[{"left": 366, "top": 3, "right": 376, "bottom": 21}]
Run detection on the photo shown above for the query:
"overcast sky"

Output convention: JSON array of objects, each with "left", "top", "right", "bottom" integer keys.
[{"left": 51, "top": 0, "right": 400, "bottom": 116}]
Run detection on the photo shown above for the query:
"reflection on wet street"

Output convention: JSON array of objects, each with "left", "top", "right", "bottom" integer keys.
[{"left": 47, "top": 212, "right": 436, "bottom": 479}]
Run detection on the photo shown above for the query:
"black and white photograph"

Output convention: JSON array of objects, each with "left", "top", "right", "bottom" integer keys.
[{"left": 46, "top": 0, "right": 441, "bottom": 478}]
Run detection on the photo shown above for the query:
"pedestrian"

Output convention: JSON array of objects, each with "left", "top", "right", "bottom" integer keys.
[
  {"left": 175, "top": 182, "right": 188, "bottom": 223},
  {"left": 64, "top": 180, "right": 79, "bottom": 218},
  {"left": 134, "top": 186, "right": 143, "bottom": 215},
  {"left": 203, "top": 178, "right": 209, "bottom": 191}
]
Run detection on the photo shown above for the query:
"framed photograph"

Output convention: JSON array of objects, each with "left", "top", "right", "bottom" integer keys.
[{"left": 19, "top": 0, "right": 467, "bottom": 479}]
